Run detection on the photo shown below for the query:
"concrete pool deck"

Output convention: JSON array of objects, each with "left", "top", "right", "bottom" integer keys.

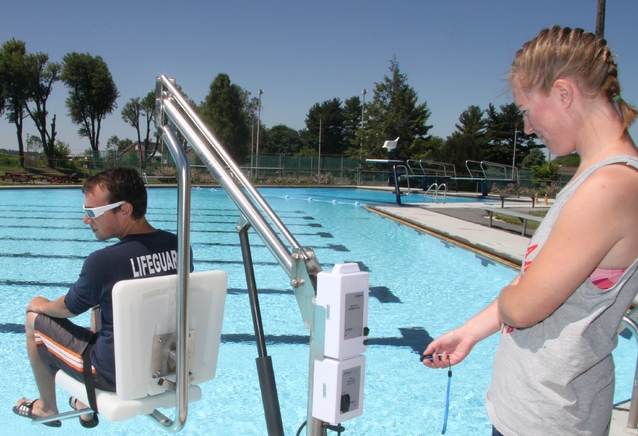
[
  {"left": 366, "top": 201, "right": 542, "bottom": 268},
  {"left": 366, "top": 200, "right": 637, "bottom": 435}
]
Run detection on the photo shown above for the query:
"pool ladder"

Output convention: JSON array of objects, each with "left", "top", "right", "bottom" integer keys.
[{"left": 424, "top": 182, "right": 447, "bottom": 203}]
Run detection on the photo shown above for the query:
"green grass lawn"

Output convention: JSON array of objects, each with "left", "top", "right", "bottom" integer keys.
[{"left": 494, "top": 209, "right": 548, "bottom": 231}]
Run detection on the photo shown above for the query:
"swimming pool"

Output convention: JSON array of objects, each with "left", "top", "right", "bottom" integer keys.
[{"left": 1, "top": 186, "right": 635, "bottom": 435}]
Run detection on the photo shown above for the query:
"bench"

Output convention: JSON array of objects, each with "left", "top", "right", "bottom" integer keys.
[
  {"left": 1, "top": 172, "right": 35, "bottom": 183},
  {"left": 484, "top": 207, "right": 544, "bottom": 236},
  {"left": 40, "top": 173, "right": 74, "bottom": 183}
]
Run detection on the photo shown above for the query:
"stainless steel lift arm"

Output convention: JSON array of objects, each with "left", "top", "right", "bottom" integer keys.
[{"left": 155, "top": 75, "right": 324, "bottom": 435}]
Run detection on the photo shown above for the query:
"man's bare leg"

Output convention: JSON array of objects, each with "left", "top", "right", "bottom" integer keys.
[{"left": 15, "top": 312, "right": 59, "bottom": 418}]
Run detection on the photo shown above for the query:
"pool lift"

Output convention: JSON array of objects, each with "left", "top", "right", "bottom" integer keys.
[
  {"left": 153, "top": 75, "right": 368, "bottom": 435},
  {"left": 154, "top": 75, "right": 370, "bottom": 434},
  {"left": 40, "top": 75, "right": 369, "bottom": 435}
]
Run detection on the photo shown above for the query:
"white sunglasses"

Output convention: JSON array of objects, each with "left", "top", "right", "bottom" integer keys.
[{"left": 83, "top": 201, "right": 126, "bottom": 218}]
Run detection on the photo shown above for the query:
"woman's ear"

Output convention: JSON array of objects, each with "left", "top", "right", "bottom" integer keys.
[{"left": 553, "top": 79, "right": 573, "bottom": 108}]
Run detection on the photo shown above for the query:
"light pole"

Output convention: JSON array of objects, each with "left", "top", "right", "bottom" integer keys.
[
  {"left": 360, "top": 89, "right": 367, "bottom": 150},
  {"left": 359, "top": 89, "right": 367, "bottom": 185},
  {"left": 596, "top": 0, "right": 606, "bottom": 38},
  {"left": 318, "top": 117, "right": 322, "bottom": 180},
  {"left": 250, "top": 116, "right": 255, "bottom": 178},
  {"left": 512, "top": 126, "right": 518, "bottom": 168},
  {"left": 256, "top": 89, "right": 263, "bottom": 177}
]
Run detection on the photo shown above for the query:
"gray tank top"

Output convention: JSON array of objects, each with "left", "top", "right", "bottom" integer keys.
[{"left": 486, "top": 155, "right": 638, "bottom": 436}]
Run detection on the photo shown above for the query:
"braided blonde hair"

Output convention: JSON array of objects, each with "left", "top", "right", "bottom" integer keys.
[{"left": 510, "top": 26, "right": 637, "bottom": 131}]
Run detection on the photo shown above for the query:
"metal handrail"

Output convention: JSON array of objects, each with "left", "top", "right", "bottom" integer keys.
[
  {"left": 161, "top": 125, "right": 192, "bottom": 432},
  {"left": 423, "top": 183, "right": 448, "bottom": 204},
  {"left": 464, "top": 160, "right": 518, "bottom": 181},
  {"left": 157, "top": 77, "right": 306, "bottom": 266},
  {"left": 155, "top": 75, "right": 324, "bottom": 435},
  {"left": 418, "top": 159, "right": 457, "bottom": 178},
  {"left": 395, "top": 164, "right": 412, "bottom": 193}
]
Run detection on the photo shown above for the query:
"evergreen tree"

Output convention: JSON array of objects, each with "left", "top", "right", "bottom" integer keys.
[
  {"left": 455, "top": 105, "right": 486, "bottom": 140},
  {"left": 300, "top": 98, "right": 346, "bottom": 155},
  {"left": 362, "top": 57, "right": 432, "bottom": 161},
  {"left": 199, "top": 73, "right": 250, "bottom": 163},
  {"left": 483, "top": 102, "right": 540, "bottom": 166},
  {"left": 438, "top": 132, "right": 483, "bottom": 171},
  {"left": 521, "top": 148, "right": 546, "bottom": 169},
  {"left": 342, "top": 95, "right": 362, "bottom": 153}
]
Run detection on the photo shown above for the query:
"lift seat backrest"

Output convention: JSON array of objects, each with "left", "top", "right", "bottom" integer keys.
[{"left": 55, "top": 270, "right": 228, "bottom": 422}]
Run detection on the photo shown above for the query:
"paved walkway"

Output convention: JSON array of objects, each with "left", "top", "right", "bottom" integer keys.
[
  {"left": 366, "top": 199, "right": 636, "bottom": 435},
  {"left": 366, "top": 201, "right": 543, "bottom": 268}
]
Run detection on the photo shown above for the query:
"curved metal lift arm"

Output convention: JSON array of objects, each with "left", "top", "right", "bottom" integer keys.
[{"left": 155, "top": 75, "right": 324, "bottom": 435}]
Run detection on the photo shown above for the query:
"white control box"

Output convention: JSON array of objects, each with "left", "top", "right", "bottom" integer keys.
[
  {"left": 312, "top": 355, "right": 366, "bottom": 424},
  {"left": 316, "top": 263, "right": 369, "bottom": 360}
]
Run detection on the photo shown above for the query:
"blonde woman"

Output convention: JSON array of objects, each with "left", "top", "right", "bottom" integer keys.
[{"left": 423, "top": 26, "right": 638, "bottom": 436}]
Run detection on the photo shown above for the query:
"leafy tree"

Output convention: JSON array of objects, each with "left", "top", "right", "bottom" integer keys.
[
  {"left": 122, "top": 92, "right": 158, "bottom": 166},
  {"left": 53, "top": 139, "right": 70, "bottom": 160},
  {"left": 140, "top": 91, "right": 158, "bottom": 161},
  {"left": 0, "top": 39, "right": 30, "bottom": 167},
  {"left": 521, "top": 148, "right": 546, "bottom": 169},
  {"left": 0, "top": 67, "right": 4, "bottom": 117},
  {"left": 23, "top": 51, "right": 60, "bottom": 167},
  {"left": 553, "top": 152, "right": 580, "bottom": 167},
  {"left": 0, "top": 40, "right": 60, "bottom": 168},
  {"left": 199, "top": 73, "right": 250, "bottom": 163},
  {"left": 61, "top": 52, "right": 119, "bottom": 153},
  {"left": 106, "top": 135, "right": 120, "bottom": 151},
  {"left": 26, "top": 133, "right": 43, "bottom": 153},
  {"left": 531, "top": 162, "right": 560, "bottom": 185},
  {"left": 361, "top": 57, "right": 432, "bottom": 160},
  {"left": 263, "top": 124, "right": 302, "bottom": 155},
  {"left": 121, "top": 97, "right": 142, "bottom": 159}
]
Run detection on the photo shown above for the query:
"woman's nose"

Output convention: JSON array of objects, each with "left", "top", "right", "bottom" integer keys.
[{"left": 523, "top": 120, "right": 534, "bottom": 135}]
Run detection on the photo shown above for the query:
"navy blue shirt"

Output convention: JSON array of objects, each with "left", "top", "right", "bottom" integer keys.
[{"left": 64, "top": 230, "right": 193, "bottom": 385}]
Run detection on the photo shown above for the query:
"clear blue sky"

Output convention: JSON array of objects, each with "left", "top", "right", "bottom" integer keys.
[{"left": 1, "top": 0, "right": 637, "bottom": 154}]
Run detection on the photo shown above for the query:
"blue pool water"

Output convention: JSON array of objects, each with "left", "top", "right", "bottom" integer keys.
[{"left": 1, "top": 187, "right": 635, "bottom": 435}]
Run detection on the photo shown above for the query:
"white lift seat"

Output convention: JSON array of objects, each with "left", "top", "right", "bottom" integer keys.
[{"left": 55, "top": 270, "right": 228, "bottom": 422}]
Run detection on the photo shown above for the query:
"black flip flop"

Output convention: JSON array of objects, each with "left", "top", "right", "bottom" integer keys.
[
  {"left": 69, "top": 396, "right": 99, "bottom": 428},
  {"left": 12, "top": 398, "right": 62, "bottom": 427}
]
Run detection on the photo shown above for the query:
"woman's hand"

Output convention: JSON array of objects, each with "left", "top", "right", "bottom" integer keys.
[
  {"left": 422, "top": 328, "right": 477, "bottom": 368},
  {"left": 422, "top": 298, "right": 504, "bottom": 369}
]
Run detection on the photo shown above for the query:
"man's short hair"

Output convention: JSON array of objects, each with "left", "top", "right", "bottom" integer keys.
[{"left": 82, "top": 168, "right": 147, "bottom": 219}]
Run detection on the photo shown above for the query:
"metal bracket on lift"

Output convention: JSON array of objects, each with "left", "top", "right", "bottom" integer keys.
[{"left": 152, "top": 330, "right": 196, "bottom": 389}]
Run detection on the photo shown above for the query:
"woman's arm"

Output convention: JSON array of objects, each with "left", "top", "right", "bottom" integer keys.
[{"left": 499, "top": 165, "right": 638, "bottom": 328}]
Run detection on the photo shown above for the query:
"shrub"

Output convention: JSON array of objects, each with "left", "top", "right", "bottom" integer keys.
[{"left": 152, "top": 166, "right": 177, "bottom": 183}]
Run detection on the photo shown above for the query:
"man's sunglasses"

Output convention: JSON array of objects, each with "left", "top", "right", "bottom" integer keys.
[{"left": 83, "top": 201, "right": 126, "bottom": 219}]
